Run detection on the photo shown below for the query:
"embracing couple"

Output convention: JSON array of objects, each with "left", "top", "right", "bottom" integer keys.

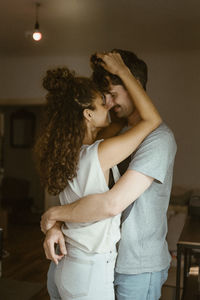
[{"left": 35, "top": 49, "right": 177, "bottom": 300}]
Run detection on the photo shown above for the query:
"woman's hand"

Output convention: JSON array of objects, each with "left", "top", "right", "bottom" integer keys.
[
  {"left": 96, "top": 52, "right": 130, "bottom": 76},
  {"left": 43, "top": 222, "right": 67, "bottom": 265},
  {"left": 40, "top": 207, "right": 56, "bottom": 234}
]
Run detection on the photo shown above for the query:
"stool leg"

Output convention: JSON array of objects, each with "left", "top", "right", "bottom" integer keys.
[
  {"left": 182, "top": 248, "right": 188, "bottom": 298},
  {"left": 176, "top": 245, "right": 182, "bottom": 300}
]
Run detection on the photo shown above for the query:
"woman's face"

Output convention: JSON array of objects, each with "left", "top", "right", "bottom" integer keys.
[{"left": 91, "top": 93, "right": 110, "bottom": 128}]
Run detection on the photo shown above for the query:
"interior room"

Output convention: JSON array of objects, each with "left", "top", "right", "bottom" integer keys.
[{"left": 0, "top": 0, "right": 200, "bottom": 299}]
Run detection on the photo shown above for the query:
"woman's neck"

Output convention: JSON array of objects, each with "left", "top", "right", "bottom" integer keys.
[{"left": 83, "top": 126, "right": 99, "bottom": 145}]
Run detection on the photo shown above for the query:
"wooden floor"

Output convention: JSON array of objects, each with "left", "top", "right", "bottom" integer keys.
[{"left": 2, "top": 216, "right": 50, "bottom": 299}]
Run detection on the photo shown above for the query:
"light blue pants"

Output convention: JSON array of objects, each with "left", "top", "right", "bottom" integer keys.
[
  {"left": 114, "top": 266, "right": 169, "bottom": 300},
  {"left": 47, "top": 244, "right": 117, "bottom": 300},
  {"left": 47, "top": 261, "right": 61, "bottom": 300}
]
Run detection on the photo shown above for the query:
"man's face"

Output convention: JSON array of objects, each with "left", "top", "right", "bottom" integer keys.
[{"left": 105, "top": 84, "right": 135, "bottom": 118}]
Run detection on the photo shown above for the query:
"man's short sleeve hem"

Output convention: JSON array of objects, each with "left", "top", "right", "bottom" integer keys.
[{"left": 127, "top": 166, "right": 165, "bottom": 184}]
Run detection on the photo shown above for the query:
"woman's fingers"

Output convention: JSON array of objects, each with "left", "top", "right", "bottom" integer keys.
[
  {"left": 58, "top": 236, "right": 67, "bottom": 255},
  {"left": 43, "top": 224, "right": 66, "bottom": 265},
  {"left": 43, "top": 238, "right": 63, "bottom": 265},
  {"left": 96, "top": 52, "right": 126, "bottom": 75}
]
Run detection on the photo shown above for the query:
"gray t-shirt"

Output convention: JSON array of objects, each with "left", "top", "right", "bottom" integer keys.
[{"left": 115, "top": 123, "right": 177, "bottom": 274}]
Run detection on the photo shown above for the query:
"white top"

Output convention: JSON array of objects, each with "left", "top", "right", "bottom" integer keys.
[{"left": 59, "top": 140, "right": 121, "bottom": 253}]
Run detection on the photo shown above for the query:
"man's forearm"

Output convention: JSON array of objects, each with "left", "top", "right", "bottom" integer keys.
[
  {"left": 48, "top": 192, "right": 114, "bottom": 223},
  {"left": 47, "top": 170, "right": 153, "bottom": 224}
]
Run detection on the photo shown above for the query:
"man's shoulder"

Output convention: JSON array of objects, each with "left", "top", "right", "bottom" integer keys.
[
  {"left": 131, "top": 123, "right": 177, "bottom": 158},
  {"left": 146, "top": 122, "right": 174, "bottom": 139},
  {"left": 141, "top": 123, "right": 175, "bottom": 146},
  {"left": 129, "top": 123, "right": 177, "bottom": 182}
]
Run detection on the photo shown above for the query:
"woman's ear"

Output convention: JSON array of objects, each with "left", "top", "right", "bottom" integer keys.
[{"left": 83, "top": 109, "right": 93, "bottom": 122}]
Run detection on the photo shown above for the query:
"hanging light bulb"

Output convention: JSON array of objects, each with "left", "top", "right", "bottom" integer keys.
[
  {"left": 33, "top": 3, "right": 42, "bottom": 41},
  {"left": 33, "top": 24, "right": 42, "bottom": 41}
]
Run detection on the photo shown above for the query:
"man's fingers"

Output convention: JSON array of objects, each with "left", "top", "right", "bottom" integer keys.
[
  {"left": 40, "top": 221, "right": 47, "bottom": 234},
  {"left": 40, "top": 219, "right": 56, "bottom": 234},
  {"left": 40, "top": 218, "right": 47, "bottom": 234}
]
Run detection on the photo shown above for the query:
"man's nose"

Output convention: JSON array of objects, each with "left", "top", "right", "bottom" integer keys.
[{"left": 105, "top": 94, "right": 115, "bottom": 110}]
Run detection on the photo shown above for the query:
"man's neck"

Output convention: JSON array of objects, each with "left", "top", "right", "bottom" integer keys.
[{"left": 127, "top": 109, "right": 141, "bottom": 127}]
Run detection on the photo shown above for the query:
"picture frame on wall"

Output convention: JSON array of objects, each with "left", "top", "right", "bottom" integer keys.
[{"left": 10, "top": 109, "right": 36, "bottom": 148}]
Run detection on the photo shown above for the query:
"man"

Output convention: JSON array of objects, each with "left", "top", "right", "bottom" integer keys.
[{"left": 42, "top": 49, "right": 177, "bottom": 300}]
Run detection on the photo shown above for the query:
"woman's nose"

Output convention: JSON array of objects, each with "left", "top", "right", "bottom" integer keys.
[{"left": 105, "top": 94, "right": 115, "bottom": 110}]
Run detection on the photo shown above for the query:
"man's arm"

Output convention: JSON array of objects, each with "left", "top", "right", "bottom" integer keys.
[
  {"left": 41, "top": 170, "right": 153, "bottom": 230},
  {"left": 41, "top": 129, "right": 177, "bottom": 231}
]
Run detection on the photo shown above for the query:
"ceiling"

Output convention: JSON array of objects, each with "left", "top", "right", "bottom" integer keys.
[{"left": 1, "top": 0, "right": 200, "bottom": 56}]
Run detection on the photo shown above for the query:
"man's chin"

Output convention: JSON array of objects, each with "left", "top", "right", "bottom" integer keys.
[
  {"left": 115, "top": 111, "right": 125, "bottom": 118},
  {"left": 110, "top": 107, "right": 126, "bottom": 119},
  {"left": 112, "top": 107, "right": 121, "bottom": 116},
  {"left": 113, "top": 106, "right": 121, "bottom": 113}
]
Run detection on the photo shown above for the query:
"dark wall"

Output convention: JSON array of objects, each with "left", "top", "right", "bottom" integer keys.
[{"left": 0, "top": 105, "right": 44, "bottom": 212}]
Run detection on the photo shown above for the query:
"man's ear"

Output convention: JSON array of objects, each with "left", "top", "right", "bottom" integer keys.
[{"left": 83, "top": 109, "right": 92, "bottom": 122}]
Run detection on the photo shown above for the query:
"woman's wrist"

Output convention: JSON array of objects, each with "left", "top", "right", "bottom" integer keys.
[{"left": 116, "top": 66, "right": 132, "bottom": 79}]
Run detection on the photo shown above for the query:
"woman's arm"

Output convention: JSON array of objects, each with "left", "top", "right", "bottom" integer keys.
[{"left": 97, "top": 52, "right": 162, "bottom": 171}]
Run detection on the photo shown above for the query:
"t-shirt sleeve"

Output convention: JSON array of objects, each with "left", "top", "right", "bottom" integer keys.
[{"left": 128, "top": 130, "right": 177, "bottom": 184}]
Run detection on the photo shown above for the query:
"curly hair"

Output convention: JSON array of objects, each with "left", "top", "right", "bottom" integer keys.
[
  {"left": 90, "top": 49, "right": 148, "bottom": 92},
  {"left": 34, "top": 67, "right": 99, "bottom": 195}
]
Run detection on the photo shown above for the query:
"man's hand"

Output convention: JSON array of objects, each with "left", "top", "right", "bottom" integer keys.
[
  {"left": 41, "top": 208, "right": 57, "bottom": 234},
  {"left": 43, "top": 223, "right": 67, "bottom": 265}
]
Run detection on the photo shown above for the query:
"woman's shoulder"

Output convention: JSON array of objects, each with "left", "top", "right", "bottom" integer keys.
[
  {"left": 66, "top": 139, "right": 107, "bottom": 196},
  {"left": 80, "top": 139, "right": 104, "bottom": 158}
]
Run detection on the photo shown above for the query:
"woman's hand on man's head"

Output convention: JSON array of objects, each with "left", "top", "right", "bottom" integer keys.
[{"left": 96, "top": 52, "right": 130, "bottom": 77}]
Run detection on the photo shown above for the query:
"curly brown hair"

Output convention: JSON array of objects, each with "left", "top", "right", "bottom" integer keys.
[
  {"left": 34, "top": 67, "right": 99, "bottom": 195},
  {"left": 90, "top": 49, "right": 147, "bottom": 91}
]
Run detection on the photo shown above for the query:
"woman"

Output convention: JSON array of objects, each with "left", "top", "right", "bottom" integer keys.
[{"left": 35, "top": 53, "right": 162, "bottom": 300}]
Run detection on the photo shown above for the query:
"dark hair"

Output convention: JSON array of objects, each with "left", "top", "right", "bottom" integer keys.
[
  {"left": 90, "top": 49, "right": 148, "bottom": 92},
  {"left": 34, "top": 67, "right": 99, "bottom": 195}
]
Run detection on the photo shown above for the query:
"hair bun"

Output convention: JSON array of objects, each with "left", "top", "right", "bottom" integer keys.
[{"left": 43, "top": 67, "right": 76, "bottom": 93}]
